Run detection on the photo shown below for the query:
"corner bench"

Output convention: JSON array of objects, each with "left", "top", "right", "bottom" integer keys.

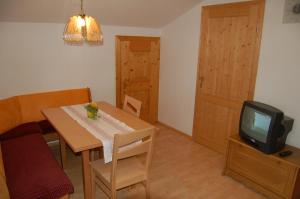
[
  {"left": 1, "top": 133, "right": 73, "bottom": 199},
  {"left": 0, "top": 88, "right": 91, "bottom": 199}
]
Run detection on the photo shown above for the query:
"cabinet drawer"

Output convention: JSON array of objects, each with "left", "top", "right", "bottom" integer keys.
[{"left": 227, "top": 141, "right": 296, "bottom": 197}]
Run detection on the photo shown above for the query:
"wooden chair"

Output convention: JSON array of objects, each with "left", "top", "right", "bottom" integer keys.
[
  {"left": 91, "top": 96, "right": 141, "bottom": 161},
  {"left": 123, "top": 95, "right": 160, "bottom": 136},
  {"left": 122, "top": 95, "right": 142, "bottom": 118},
  {"left": 90, "top": 127, "right": 155, "bottom": 199}
]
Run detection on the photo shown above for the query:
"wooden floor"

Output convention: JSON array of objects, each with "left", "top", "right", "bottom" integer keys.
[{"left": 50, "top": 123, "right": 266, "bottom": 199}]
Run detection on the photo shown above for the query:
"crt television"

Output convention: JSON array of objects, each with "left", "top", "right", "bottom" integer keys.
[{"left": 239, "top": 101, "right": 294, "bottom": 154}]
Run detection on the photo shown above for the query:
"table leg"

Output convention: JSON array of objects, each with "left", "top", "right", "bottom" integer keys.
[
  {"left": 59, "top": 136, "right": 67, "bottom": 169},
  {"left": 82, "top": 150, "right": 92, "bottom": 199}
]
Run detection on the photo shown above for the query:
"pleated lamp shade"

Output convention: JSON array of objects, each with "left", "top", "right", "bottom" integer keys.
[{"left": 63, "top": 15, "right": 103, "bottom": 44}]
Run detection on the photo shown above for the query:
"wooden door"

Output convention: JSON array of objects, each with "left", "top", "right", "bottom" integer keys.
[
  {"left": 116, "top": 36, "right": 160, "bottom": 123},
  {"left": 193, "top": 1, "right": 265, "bottom": 154}
]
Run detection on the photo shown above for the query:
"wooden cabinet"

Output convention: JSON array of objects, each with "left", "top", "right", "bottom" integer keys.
[{"left": 224, "top": 135, "right": 300, "bottom": 199}]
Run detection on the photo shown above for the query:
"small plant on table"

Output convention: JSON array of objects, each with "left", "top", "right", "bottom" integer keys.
[{"left": 85, "top": 102, "right": 99, "bottom": 120}]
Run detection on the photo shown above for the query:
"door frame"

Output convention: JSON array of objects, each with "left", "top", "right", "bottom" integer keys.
[
  {"left": 192, "top": 0, "right": 265, "bottom": 148},
  {"left": 115, "top": 35, "right": 122, "bottom": 108}
]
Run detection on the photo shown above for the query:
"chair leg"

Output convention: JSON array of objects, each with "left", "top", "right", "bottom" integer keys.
[
  {"left": 59, "top": 136, "right": 67, "bottom": 169},
  {"left": 91, "top": 148, "right": 103, "bottom": 160},
  {"left": 144, "top": 181, "right": 150, "bottom": 199},
  {"left": 90, "top": 150, "right": 95, "bottom": 161},
  {"left": 91, "top": 168, "right": 96, "bottom": 199},
  {"left": 98, "top": 148, "right": 103, "bottom": 159},
  {"left": 111, "top": 190, "right": 117, "bottom": 199}
]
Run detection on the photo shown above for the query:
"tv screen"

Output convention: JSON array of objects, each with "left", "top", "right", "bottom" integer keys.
[
  {"left": 241, "top": 106, "right": 272, "bottom": 143},
  {"left": 240, "top": 101, "right": 294, "bottom": 154}
]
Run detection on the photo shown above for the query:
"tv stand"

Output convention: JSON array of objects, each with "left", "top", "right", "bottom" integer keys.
[{"left": 224, "top": 135, "right": 300, "bottom": 199}]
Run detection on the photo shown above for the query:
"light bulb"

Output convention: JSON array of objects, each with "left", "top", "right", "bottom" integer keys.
[{"left": 77, "top": 16, "right": 86, "bottom": 28}]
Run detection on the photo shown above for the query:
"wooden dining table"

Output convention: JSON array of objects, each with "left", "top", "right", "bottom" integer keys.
[{"left": 42, "top": 101, "right": 154, "bottom": 199}]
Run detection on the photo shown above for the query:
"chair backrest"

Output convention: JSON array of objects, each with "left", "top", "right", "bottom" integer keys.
[
  {"left": 110, "top": 127, "right": 155, "bottom": 186},
  {"left": 122, "top": 95, "right": 142, "bottom": 118}
]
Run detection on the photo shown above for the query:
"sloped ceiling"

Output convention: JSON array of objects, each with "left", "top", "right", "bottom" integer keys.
[{"left": 0, "top": 0, "right": 203, "bottom": 28}]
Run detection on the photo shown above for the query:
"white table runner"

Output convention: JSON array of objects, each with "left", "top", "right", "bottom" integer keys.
[{"left": 62, "top": 104, "right": 134, "bottom": 163}]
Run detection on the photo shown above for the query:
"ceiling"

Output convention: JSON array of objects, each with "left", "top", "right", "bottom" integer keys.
[{"left": 0, "top": 0, "right": 203, "bottom": 28}]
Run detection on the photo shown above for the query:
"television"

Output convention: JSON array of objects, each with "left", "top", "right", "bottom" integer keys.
[{"left": 239, "top": 101, "right": 294, "bottom": 154}]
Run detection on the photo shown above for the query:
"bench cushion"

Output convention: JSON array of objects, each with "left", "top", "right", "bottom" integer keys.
[
  {"left": 0, "top": 122, "right": 42, "bottom": 141},
  {"left": 1, "top": 134, "right": 74, "bottom": 199}
]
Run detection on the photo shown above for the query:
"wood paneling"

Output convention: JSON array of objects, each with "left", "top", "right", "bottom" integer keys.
[
  {"left": 193, "top": 0, "right": 265, "bottom": 154},
  {"left": 116, "top": 36, "right": 160, "bottom": 123}
]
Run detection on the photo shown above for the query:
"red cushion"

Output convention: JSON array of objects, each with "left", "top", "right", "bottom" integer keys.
[
  {"left": 1, "top": 133, "right": 74, "bottom": 199},
  {"left": 38, "top": 120, "right": 56, "bottom": 134},
  {"left": 0, "top": 122, "right": 42, "bottom": 141}
]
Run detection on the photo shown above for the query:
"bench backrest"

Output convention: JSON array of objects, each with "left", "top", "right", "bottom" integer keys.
[
  {"left": 18, "top": 88, "right": 91, "bottom": 123},
  {"left": 0, "top": 97, "right": 22, "bottom": 134},
  {"left": 0, "top": 88, "right": 91, "bottom": 134}
]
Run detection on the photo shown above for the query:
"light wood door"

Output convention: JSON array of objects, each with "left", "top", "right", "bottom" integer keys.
[
  {"left": 116, "top": 36, "right": 160, "bottom": 123},
  {"left": 193, "top": 0, "right": 265, "bottom": 154}
]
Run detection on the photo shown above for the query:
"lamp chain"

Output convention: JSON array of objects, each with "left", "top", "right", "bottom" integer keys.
[{"left": 80, "top": 0, "right": 84, "bottom": 15}]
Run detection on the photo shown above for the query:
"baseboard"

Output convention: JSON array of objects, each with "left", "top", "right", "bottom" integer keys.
[{"left": 156, "top": 121, "right": 192, "bottom": 140}]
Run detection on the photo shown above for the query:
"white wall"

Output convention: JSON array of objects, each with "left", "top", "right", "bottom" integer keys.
[
  {"left": 255, "top": 0, "right": 300, "bottom": 148},
  {"left": 0, "top": 23, "right": 161, "bottom": 104},
  {"left": 158, "top": 0, "right": 247, "bottom": 135},
  {"left": 159, "top": 4, "right": 200, "bottom": 135},
  {"left": 159, "top": 0, "right": 300, "bottom": 147}
]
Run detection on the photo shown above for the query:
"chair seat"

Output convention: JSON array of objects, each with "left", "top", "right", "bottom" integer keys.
[{"left": 90, "top": 157, "right": 146, "bottom": 190}]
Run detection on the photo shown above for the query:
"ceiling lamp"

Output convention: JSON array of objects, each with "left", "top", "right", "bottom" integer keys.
[{"left": 63, "top": 0, "right": 103, "bottom": 44}]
